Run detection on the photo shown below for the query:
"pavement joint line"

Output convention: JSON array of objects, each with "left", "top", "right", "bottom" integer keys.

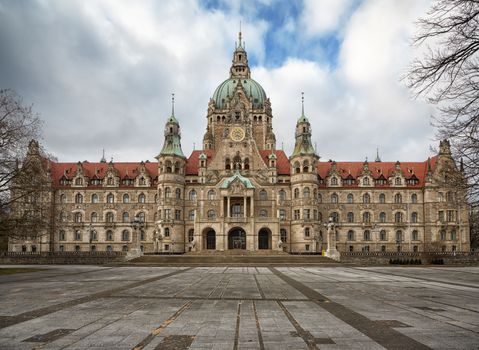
[
  {"left": 277, "top": 300, "right": 318, "bottom": 350},
  {"left": 270, "top": 267, "right": 433, "bottom": 350},
  {"left": 253, "top": 274, "right": 266, "bottom": 299},
  {"left": 252, "top": 300, "right": 265, "bottom": 350},
  {"left": 350, "top": 267, "right": 479, "bottom": 289},
  {"left": 0, "top": 267, "right": 194, "bottom": 330},
  {"left": 132, "top": 300, "right": 192, "bottom": 350},
  {"left": 205, "top": 272, "right": 230, "bottom": 298},
  {"left": 233, "top": 301, "right": 241, "bottom": 350},
  {"left": 0, "top": 266, "right": 117, "bottom": 284}
]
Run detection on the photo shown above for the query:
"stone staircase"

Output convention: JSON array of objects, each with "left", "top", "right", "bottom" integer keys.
[{"left": 129, "top": 250, "right": 339, "bottom": 266}]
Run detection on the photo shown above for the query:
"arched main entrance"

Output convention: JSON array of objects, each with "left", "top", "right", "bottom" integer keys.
[
  {"left": 203, "top": 229, "right": 216, "bottom": 250},
  {"left": 258, "top": 228, "right": 271, "bottom": 250},
  {"left": 228, "top": 228, "right": 246, "bottom": 250}
]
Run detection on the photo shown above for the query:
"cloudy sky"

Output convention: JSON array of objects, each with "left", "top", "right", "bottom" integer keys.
[{"left": 0, "top": 0, "right": 436, "bottom": 163}]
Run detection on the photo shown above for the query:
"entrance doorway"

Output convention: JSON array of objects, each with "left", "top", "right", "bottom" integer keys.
[
  {"left": 228, "top": 228, "right": 246, "bottom": 249},
  {"left": 258, "top": 229, "right": 271, "bottom": 249},
  {"left": 205, "top": 230, "right": 216, "bottom": 250}
]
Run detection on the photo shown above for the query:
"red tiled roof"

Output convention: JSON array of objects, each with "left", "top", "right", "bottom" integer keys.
[
  {"left": 258, "top": 150, "right": 290, "bottom": 175},
  {"left": 316, "top": 156, "right": 438, "bottom": 187},
  {"left": 186, "top": 150, "right": 216, "bottom": 175},
  {"left": 51, "top": 161, "right": 157, "bottom": 188}
]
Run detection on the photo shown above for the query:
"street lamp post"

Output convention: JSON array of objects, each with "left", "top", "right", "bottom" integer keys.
[
  {"left": 130, "top": 216, "right": 145, "bottom": 258},
  {"left": 323, "top": 216, "right": 340, "bottom": 261},
  {"left": 89, "top": 223, "right": 93, "bottom": 252}
]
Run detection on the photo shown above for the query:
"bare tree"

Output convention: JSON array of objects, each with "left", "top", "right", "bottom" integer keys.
[
  {"left": 405, "top": 0, "right": 479, "bottom": 202},
  {"left": 0, "top": 89, "right": 43, "bottom": 209}
]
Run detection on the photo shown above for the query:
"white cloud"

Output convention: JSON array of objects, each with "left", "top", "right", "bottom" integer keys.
[{"left": 300, "top": 0, "right": 355, "bottom": 37}]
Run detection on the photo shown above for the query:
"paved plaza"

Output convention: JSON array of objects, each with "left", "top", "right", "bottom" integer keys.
[{"left": 0, "top": 265, "right": 478, "bottom": 349}]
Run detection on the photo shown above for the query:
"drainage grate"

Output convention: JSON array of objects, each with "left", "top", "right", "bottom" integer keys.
[{"left": 154, "top": 335, "right": 195, "bottom": 350}]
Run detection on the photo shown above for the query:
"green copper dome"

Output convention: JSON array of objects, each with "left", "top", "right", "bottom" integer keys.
[{"left": 212, "top": 78, "right": 266, "bottom": 109}]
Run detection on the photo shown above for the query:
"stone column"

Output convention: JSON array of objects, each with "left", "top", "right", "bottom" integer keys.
[
  {"left": 227, "top": 196, "right": 231, "bottom": 218},
  {"left": 243, "top": 196, "right": 247, "bottom": 218}
]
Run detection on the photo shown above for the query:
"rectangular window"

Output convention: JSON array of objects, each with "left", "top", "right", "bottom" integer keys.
[
  {"left": 294, "top": 210, "right": 300, "bottom": 220},
  {"left": 303, "top": 209, "right": 310, "bottom": 220},
  {"left": 165, "top": 209, "right": 171, "bottom": 219},
  {"left": 447, "top": 210, "right": 456, "bottom": 222},
  {"left": 175, "top": 210, "right": 181, "bottom": 220},
  {"left": 164, "top": 244, "right": 170, "bottom": 251},
  {"left": 305, "top": 244, "right": 310, "bottom": 251},
  {"left": 279, "top": 209, "right": 286, "bottom": 220},
  {"left": 438, "top": 211, "right": 444, "bottom": 223}
]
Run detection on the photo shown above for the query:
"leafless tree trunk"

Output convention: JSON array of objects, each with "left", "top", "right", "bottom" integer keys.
[{"left": 405, "top": 0, "right": 479, "bottom": 202}]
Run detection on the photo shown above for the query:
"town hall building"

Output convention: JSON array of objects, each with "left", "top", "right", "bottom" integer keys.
[{"left": 9, "top": 32, "right": 470, "bottom": 255}]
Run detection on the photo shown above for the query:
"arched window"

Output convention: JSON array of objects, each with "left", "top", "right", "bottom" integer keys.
[
  {"left": 188, "top": 210, "right": 195, "bottom": 220},
  {"left": 225, "top": 158, "right": 231, "bottom": 170},
  {"left": 259, "top": 209, "right": 268, "bottom": 217},
  {"left": 122, "top": 212, "right": 129, "bottom": 223},
  {"left": 59, "top": 230, "right": 66, "bottom": 241},
  {"left": 107, "top": 177, "right": 114, "bottom": 185},
  {"left": 60, "top": 194, "right": 66, "bottom": 203},
  {"left": 189, "top": 190, "right": 197, "bottom": 201},
  {"left": 138, "top": 193, "right": 146, "bottom": 203},
  {"left": 188, "top": 229, "right": 194, "bottom": 242},
  {"left": 412, "top": 230, "right": 419, "bottom": 240},
  {"left": 411, "top": 193, "right": 418, "bottom": 203},
  {"left": 394, "top": 193, "right": 402, "bottom": 204},
  {"left": 396, "top": 230, "right": 403, "bottom": 242},
  {"left": 379, "top": 193, "right": 386, "bottom": 204},
  {"left": 347, "top": 212, "right": 354, "bottom": 223},
  {"left": 91, "top": 194, "right": 99, "bottom": 203},
  {"left": 165, "top": 161, "right": 172, "bottom": 173},
  {"left": 313, "top": 189, "right": 317, "bottom": 199},
  {"left": 379, "top": 212, "right": 386, "bottom": 223},
  {"left": 395, "top": 177, "right": 402, "bottom": 185},
  {"left": 244, "top": 158, "right": 250, "bottom": 170},
  {"left": 107, "top": 193, "right": 114, "bottom": 203},
  {"left": 259, "top": 190, "right": 267, "bottom": 200},
  {"left": 294, "top": 161, "right": 300, "bottom": 174},
  {"left": 362, "top": 193, "right": 370, "bottom": 204},
  {"left": 379, "top": 230, "right": 387, "bottom": 241},
  {"left": 317, "top": 194, "right": 322, "bottom": 203},
  {"left": 139, "top": 177, "right": 146, "bottom": 185},
  {"left": 331, "top": 212, "right": 339, "bottom": 223},
  {"left": 74, "top": 212, "right": 83, "bottom": 223},
  {"left": 363, "top": 177, "right": 370, "bottom": 185},
  {"left": 278, "top": 190, "right": 286, "bottom": 201},
  {"left": 411, "top": 212, "right": 418, "bottom": 223},
  {"left": 122, "top": 230, "right": 129, "bottom": 241},
  {"left": 75, "top": 230, "right": 81, "bottom": 240},
  {"left": 207, "top": 190, "right": 216, "bottom": 200},
  {"left": 440, "top": 229, "right": 446, "bottom": 240},
  {"left": 303, "top": 187, "right": 310, "bottom": 198},
  {"left": 395, "top": 212, "right": 403, "bottom": 223},
  {"left": 207, "top": 210, "right": 216, "bottom": 220},
  {"left": 75, "top": 193, "right": 83, "bottom": 204},
  {"left": 331, "top": 193, "right": 338, "bottom": 204},
  {"left": 303, "top": 160, "right": 309, "bottom": 173},
  {"left": 123, "top": 194, "right": 130, "bottom": 203},
  {"left": 165, "top": 187, "right": 171, "bottom": 198},
  {"left": 175, "top": 188, "right": 181, "bottom": 199},
  {"left": 347, "top": 193, "right": 354, "bottom": 204},
  {"left": 75, "top": 177, "right": 83, "bottom": 186},
  {"left": 91, "top": 212, "right": 98, "bottom": 222},
  {"left": 294, "top": 188, "right": 300, "bottom": 199},
  {"left": 363, "top": 230, "right": 371, "bottom": 241},
  {"left": 362, "top": 212, "right": 371, "bottom": 223},
  {"left": 347, "top": 230, "right": 355, "bottom": 241},
  {"left": 138, "top": 212, "right": 145, "bottom": 222},
  {"left": 106, "top": 212, "right": 114, "bottom": 223},
  {"left": 331, "top": 177, "right": 338, "bottom": 186}
]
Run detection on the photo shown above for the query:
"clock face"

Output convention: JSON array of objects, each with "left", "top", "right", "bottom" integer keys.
[{"left": 230, "top": 127, "right": 245, "bottom": 142}]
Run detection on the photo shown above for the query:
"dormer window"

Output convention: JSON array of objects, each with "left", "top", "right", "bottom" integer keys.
[{"left": 331, "top": 177, "right": 338, "bottom": 186}]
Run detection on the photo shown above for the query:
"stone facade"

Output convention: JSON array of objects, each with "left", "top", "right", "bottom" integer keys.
[{"left": 9, "top": 33, "right": 471, "bottom": 254}]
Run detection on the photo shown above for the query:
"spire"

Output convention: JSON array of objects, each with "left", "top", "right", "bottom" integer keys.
[
  {"left": 301, "top": 91, "right": 305, "bottom": 116},
  {"left": 230, "top": 28, "right": 249, "bottom": 78},
  {"left": 238, "top": 21, "right": 242, "bottom": 48},
  {"left": 171, "top": 93, "right": 175, "bottom": 117},
  {"left": 375, "top": 148, "right": 382, "bottom": 162},
  {"left": 100, "top": 149, "right": 106, "bottom": 163},
  {"left": 160, "top": 102, "right": 185, "bottom": 159}
]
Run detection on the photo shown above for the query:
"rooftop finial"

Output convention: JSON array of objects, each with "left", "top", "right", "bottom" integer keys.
[
  {"left": 100, "top": 149, "right": 106, "bottom": 163},
  {"left": 239, "top": 21, "right": 242, "bottom": 47},
  {"left": 301, "top": 92, "right": 305, "bottom": 116},
  {"left": 375, "top": 148, "right": 382, "bottom": 162},
  {"left": 171, "top": 93, "right": 175, "bottom": 116}
]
